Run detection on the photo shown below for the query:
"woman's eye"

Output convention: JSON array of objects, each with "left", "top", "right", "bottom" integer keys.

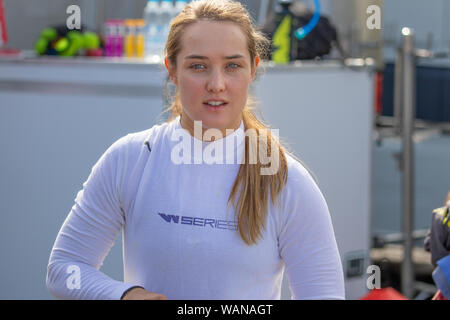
[
  {"left": 227, "top": 63, "right": 240, "bottom": 69},
  {"left": 189, "top": 63, "right": 240, "bottom": 71},
  {"left": 190, "top": 64, "right": 205, "bottom": 70}
]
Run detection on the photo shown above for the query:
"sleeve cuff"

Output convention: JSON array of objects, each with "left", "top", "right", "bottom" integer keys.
[
  {"left": 119, "top": 285, "right": 145, "bottom": 300},
  {"left": 112, "top": 283, "right": 144, "bottom": 300}
]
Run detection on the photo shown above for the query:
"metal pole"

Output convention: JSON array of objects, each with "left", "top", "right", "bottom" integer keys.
[
  {"left": 257, "top": 0, "right": 271, "bottom": 26},
  {"left": 400, "top": 27, "right": 416, "bottom": 299}
]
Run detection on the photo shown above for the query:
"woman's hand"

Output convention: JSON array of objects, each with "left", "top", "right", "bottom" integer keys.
[{"left": 121, "top": 287, "right": 168, "bottom": 300}]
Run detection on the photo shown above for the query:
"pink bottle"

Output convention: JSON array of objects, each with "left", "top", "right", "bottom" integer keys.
[
  {"left": 105, "top": 20, "right": 124, "bottom": 57},
  {"left": 105, "top": 20, "right": 116, "bottom": 57},
  {"left": 114, "top": 20, "right": 125, "bottom": 57}
]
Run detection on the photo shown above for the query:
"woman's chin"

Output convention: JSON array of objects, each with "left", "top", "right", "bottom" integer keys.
[
  {"left": 201, "top": 118, "right": 235, "bottom": 132},
  {"left": 182, "top": 110, "right": 241, "bottom": 134}
]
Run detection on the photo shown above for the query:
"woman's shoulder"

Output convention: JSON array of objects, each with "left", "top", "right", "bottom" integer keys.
[
  {"left": 276, "top": 152, "right": 331, "bottom": 230},
  {"left": 107, "top": 120, "right": 174, "bottom": 154},
  {"left": 284, "top": 152, "right": 319, "bottom": 190},
  {"left": 280, "top": 152, "right": 327, "bottom": 209}
]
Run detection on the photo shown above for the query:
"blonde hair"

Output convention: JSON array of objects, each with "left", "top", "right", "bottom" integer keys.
[{"left": 163, "top": 0, "right": 290, "bottom": 245}]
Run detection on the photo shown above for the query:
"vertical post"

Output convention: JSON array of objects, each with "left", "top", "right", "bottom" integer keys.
[
  {"left": 257, "top": 0, "right": 270, "bottom": 26},
  {"left": 400, "top": 27, "right": 416, "bottom": 299},
  {"left": 81, "top": 0, "right": 98, "bottom": 31}
]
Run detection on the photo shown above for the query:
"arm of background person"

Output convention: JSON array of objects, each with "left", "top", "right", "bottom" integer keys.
[{"left": 432, "top": 254, "right": 450, "bottom": 299}]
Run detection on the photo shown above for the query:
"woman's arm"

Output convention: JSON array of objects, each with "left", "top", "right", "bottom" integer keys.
[{"left": 278, "top": 162, "right": 345, "bottom": 300}]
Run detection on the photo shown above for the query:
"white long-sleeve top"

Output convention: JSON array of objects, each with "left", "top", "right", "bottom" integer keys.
[{"left": 46, "top": 116, "right": 345, "bottom": 300}]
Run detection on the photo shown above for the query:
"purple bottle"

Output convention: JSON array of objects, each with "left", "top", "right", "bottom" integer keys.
[
  {"left": 114, "top": 20, "right": 125, "bottom": 57},
  {"left": 105, "top": 20, "right": 124, "bottom": 57},
  {"left": 105, "top": 20, "right": 116, "bottom": 57}
]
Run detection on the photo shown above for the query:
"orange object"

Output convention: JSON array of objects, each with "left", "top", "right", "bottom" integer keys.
[
  {"left": 432, "top": 290, "right": 448, "bottom": 300},
  {"left": 359, "top": 287, "right": 408, "bottom": 300},
  {"left": 135, "top": 19, "right": 145, "bottom": 58},
  {"left": 124, "top": 19, "right": 137, "bottom": 58}
]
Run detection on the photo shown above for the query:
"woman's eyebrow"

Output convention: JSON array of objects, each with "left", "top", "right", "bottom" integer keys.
[{"left": 184, "top": 54, "right": 245, "bottom": 60}]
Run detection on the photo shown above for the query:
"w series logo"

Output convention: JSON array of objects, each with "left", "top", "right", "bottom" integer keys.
[{"left": 158, "top": 213, "right": 237, "bottom": 231}]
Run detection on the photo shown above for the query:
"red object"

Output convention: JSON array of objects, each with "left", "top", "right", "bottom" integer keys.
[
  {"left": 359, "top": 287, "right": 408, "bottom": 300},
  {"left": 86, "top": 48, "right": 104, "bottom": 57},
  {"left": 374, "top": 71, "right": 383, "bottom": 115},
  {"left": 432, "top": 290, "right": 448, "bottom": 300},
  {"left": 0, "top": 0, "right": 8, "bottom": 45},
  {"left": 0, "top": 47, "right": 21, "bottom": 56}
]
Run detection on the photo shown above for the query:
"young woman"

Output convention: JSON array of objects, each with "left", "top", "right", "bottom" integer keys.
[{"left": 46, "top": 0, "right": 345, "bottom": 300}]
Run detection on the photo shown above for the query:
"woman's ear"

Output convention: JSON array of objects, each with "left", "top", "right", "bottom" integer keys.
[
  {"left": 251, "top": 56, "right": 260, "bottom": 81},
  {"left": 165, "top": 58, "right": 178, "bottom": 85}
]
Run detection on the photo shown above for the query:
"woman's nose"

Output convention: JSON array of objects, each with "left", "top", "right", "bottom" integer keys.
[{"left": 206, "top": 69, "right": 226, "bottom": 93}]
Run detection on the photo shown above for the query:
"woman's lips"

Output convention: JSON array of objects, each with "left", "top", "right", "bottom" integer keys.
[{"left": 203, "top": 102, "right": 228, "bottom": 111}]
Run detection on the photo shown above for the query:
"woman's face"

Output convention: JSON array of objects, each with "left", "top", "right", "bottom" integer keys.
[{"left": 168, "top": 20, "right": 258, "bottom": 135}]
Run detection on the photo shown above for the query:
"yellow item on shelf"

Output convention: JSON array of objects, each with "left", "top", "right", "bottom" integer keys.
[
  {"left": 135, "top": 19, "right": 145, "bottom": 58},
  {"left": 124, "top": 19, "right": 137, "bottom": 58}
]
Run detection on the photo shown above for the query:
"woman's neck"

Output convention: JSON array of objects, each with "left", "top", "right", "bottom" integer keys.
[{"left": 179, "top": 112, "right": 242, "bottom": 142}]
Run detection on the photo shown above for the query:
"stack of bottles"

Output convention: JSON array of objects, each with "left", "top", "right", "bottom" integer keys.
[
  {"left": 143, "top": 0, "right": 189, "bottom": 62},
  {"left": 105, "top": 19, "right": 144, "bottom": 58},
  {"left": 124, "top": 19, "right": 145, "bottom": 58},
  {"left": 104, "top": 0, "right": 189, "bottom": 61}
]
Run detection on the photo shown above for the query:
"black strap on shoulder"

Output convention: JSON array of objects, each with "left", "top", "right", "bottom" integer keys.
[{"left": 144, "top": 141, "right": 151, "bottom": 152}]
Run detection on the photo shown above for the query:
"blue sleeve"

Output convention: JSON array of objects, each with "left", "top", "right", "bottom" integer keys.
[{"left": 432, "top": 255, "right": 450, "bottom": 299}]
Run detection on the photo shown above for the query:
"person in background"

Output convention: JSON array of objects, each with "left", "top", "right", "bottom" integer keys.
[
  {"left": 424, "top": 191, "right": 450, "bottom": 300},
  {"left": 46, "top": 0, "right": 345, "bottom": 300}
]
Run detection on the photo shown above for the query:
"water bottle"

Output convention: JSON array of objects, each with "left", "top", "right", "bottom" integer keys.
[
  {"left": 144, "top": 0, "right": 162, "bottom": 63},
  {"left": 159, "top": 0, "right": 174, "bottom": 58},
  {"left": 174, "top": 0, "right": 188, "bottom": 18}
]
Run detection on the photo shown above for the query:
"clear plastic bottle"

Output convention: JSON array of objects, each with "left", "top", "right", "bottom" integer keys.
[
  {"left": 143, "top": 0, "right": 162, "bottom": 63},
  {"left": 159, "top": 0, "right": 174, "bottom": 59},
  {"left": 174, "top": 0, "right": 188, "bottom": 18}
]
